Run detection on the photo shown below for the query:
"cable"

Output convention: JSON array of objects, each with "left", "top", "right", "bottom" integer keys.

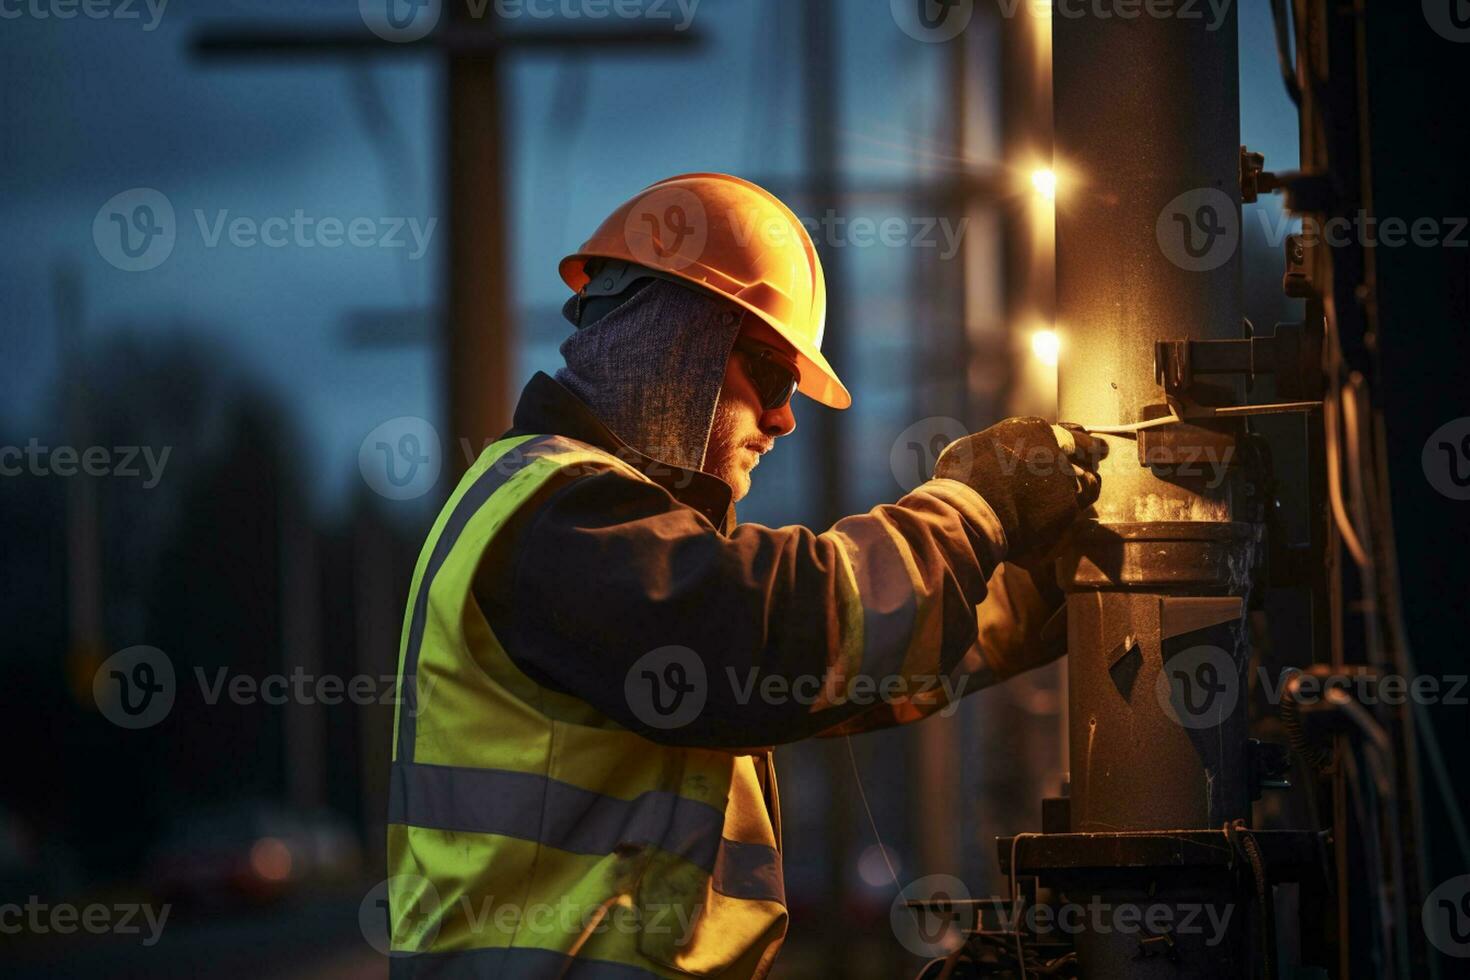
[
  {"left": 1333, "top": 688, "right": 1413, "bottom": 978},
  {"left": 845, "top": 734, "right": 902, "bottom": 890},
  {"left": 1008, "top": 832, "right": 1040, "bottom": 980},
  {"left": 1340, "top": 374, "right": 1390, "bottom": 671},
  {"left": 1362, "top": 392, "right": 1470, "bottom": 870},
  {"left": 1081, "top": 400, "right": 1322, "bottom": 435},
  {"left": 1341, "top": 746, "right": 1391, "bottom": 976},
  {"left": 1321, "top": 303, "right": 1373, "bottom": 568},
  {"left": 1279, "top": 668, "right": 1334, "bottom": 773},
  {"left": 1269, "top": 0, "right": 1303, "bottom": 106},
  {"left": 1227, "top": 820, "right": 1276, "bottom": 980}
]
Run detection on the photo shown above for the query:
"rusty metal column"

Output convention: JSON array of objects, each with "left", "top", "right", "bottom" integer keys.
[
  {"left": 1052, "top": 6, "right": 1254, "bottom": 977},
  {"left": 446, "top": 13, "right": 512, "bottom": 479}
]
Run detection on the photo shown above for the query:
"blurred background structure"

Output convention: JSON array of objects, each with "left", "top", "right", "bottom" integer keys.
[{"left": 1, "top": 1, "right": 1434, "bottom": 977}]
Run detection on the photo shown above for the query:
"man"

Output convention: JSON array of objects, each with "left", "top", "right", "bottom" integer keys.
[{"left": 387, "top": 173, "right": 1104, "bottom": 978}]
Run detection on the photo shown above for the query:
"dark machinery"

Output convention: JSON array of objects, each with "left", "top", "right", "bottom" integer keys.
[{"left": 906, "top": 2, "right": 1468, "bottom": 977}]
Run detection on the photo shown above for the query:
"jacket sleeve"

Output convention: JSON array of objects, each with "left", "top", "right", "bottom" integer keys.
[
  {"left": 814, "top": 561, "right": 1067, "bottom": 736},
  {"left": 479, "top": 465, "right": 1013, "bottom": 749}
]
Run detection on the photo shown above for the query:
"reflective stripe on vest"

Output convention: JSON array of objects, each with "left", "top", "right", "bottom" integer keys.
[
  {"left": 390, "top": 944, "right": 665, "bottom": 978},
  {"left": 388, "top": 761, "right": 783, "bottom": 905},
  {"left": 388, "top": 434, "right": 787, "bottom": 979}
]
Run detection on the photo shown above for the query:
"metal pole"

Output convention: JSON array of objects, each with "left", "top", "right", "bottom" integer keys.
[
  {"left": 1052, "top": 7, "right": 1252, "bottom": 977},
  {"left": 445, "top": 12, "right": 511, "bottom": 479}
]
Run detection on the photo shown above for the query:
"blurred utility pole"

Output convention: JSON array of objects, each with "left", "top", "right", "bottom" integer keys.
[
  {"left": 57, "top": 261, "right": 106, "bottom": 704},
  {"left": 194, "top": 10, "right": 699, "bottom": 483},
  {"left": 999, "top": 0, "right": 1065, "bottom": 753},
  {"left": 280, "top": 492, "right": 325, "bottom": 811},
  {"left": 799, "top": 2, "right": 862, "bottom": 975},
  {"left": 352, "top": 506, "right": 399, "bottom": 865}
]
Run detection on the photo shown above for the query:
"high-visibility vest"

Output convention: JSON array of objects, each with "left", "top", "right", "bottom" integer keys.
[{"left": 388, "top": 434, "right": 787, "bottom": 979}]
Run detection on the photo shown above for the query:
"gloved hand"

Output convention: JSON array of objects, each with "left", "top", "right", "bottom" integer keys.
[{"left": 932, "top": 417, "right": 1106, "bottom": 565}]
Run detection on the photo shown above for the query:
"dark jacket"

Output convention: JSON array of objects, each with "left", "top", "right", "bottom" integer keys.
[{"left": 474, "top": 372, "right": 1066, "bottom": 749}]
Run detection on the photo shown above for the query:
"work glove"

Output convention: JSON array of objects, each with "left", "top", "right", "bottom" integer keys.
[{"left": 932, "top": 417, "right": 1106, "bottom": 565}]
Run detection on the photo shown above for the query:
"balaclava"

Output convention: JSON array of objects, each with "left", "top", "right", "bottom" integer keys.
[{"left": 555, "top": 276, "right": 744, "bottom": 472}]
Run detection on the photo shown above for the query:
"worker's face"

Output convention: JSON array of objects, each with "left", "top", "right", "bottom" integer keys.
[{"left": 704, "top": 328, "right": 798, "bottom": 502}]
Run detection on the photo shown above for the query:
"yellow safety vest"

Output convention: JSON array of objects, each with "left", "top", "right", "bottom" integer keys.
[{"left": 388, "top": 434, "right": 787, "bottom": 978}]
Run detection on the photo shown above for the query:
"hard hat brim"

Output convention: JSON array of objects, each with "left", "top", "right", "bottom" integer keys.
[{"left": 560, "top": 252, "right": 852, "bottom": 410}]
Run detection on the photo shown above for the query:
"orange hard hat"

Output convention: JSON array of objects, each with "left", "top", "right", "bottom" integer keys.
[{"left": 559, "top": 172, "right": 851, "bottom": 410}]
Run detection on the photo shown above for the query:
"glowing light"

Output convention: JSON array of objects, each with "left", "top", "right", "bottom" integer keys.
[
  {"left": 1031, "top": 329, "right": 1060, "bottom": 366},
  {"left": 1030, "top": 168, "right": 1057, "bottom": 202},
  {"left": 857, "top": 844, "right": 901, "bottom": 888},
  {"left": 250, "top": 837, "right": 293, "bottom": 882}
]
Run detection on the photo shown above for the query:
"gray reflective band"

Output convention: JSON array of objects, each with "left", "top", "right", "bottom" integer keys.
[
  {"left": 390, "top": 761, "right": 783, "bottom": 905},
  {"left": 831, "top": 519, "right": 920, "bottom": 681},
  {"left": 389, "top": 944, "right": 664, "bottom": 979},
  {"left": 396, "top": 434, "right": 579, "bottom": 764},
  {"left": 712, "top": 837, "right": 786, "bottom": 906}
]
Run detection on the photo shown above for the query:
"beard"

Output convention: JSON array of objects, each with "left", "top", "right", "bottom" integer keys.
[{"left": 702, "top": 394, "right": 756, "bottom": 501}]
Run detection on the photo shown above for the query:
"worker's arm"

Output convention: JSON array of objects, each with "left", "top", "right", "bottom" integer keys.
[
  {"left": 813, "top": 561, "right": 1066, "bottom": 736},
  {"left": 478, "top": 466, "right": 1014, "bottom": 748}
]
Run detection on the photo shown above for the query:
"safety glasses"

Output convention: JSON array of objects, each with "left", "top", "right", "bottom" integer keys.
[{"left": 734, "top": 338, "right": 801, "bottom": 412}]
